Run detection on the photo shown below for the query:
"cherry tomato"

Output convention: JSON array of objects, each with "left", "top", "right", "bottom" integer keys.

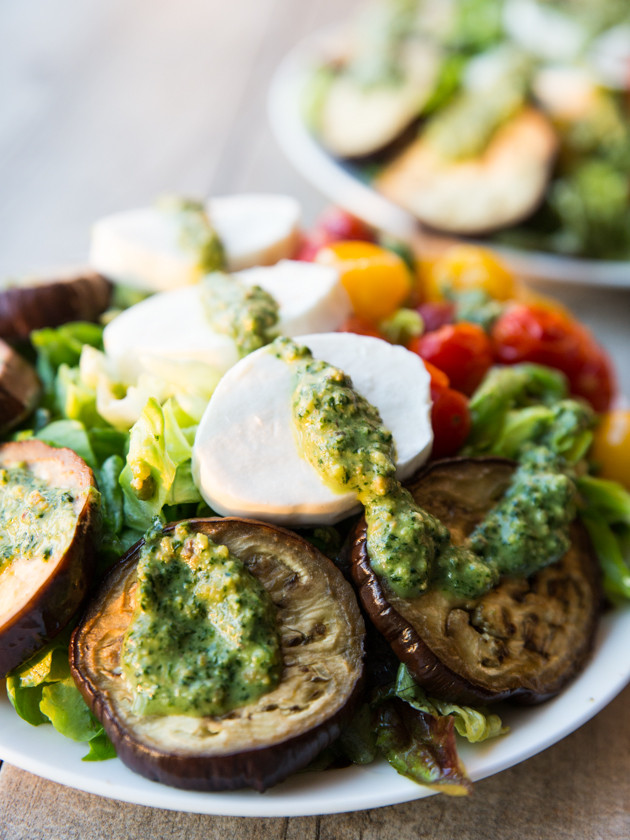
[
  {"left": 313, "top": 206, "right": 374, "bottom": 243},
  {"left": 337, "top": 314, "right": 385, "bottom": 340},
  {"left": 417, "top": 301, "right": 455, "bottom": 333},
  {"left": 421, "top": 245, "right": 516, "bottom": 302},
  {"left": 590, "top": 410, "right": 630, "bottom": 489},
  {"left": 316, "top": 241, "right": 412, "bottom": 323},
  {"left": 430, "top": 385, "right": 471, "bottom": 459},
  {"left": 423, "top": 360, "right": 450, "bottom": 391},
  {"left": 295, "top": 232, "right": 331, "bottom": 262},
  {"left": 409, "top": 322, "right": 493, "bottom": 396},
  {"left": 491, "top": 304, "right": 616, "bottom": 412}
]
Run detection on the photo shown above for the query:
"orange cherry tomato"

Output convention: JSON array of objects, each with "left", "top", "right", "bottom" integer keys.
[
  {"left": 316, "top": 241, "right": 412, "bottom": 323},
  {"left": 491, "top": 304, "right": 616, "bottom": 412},
  {"left": 421, "top": 245, "right": 516, "bottom": 302},
  {"left": 590, "top": 410, "right": 630, "bottom": 489},
  {"left": 423, "top": 360, "right": 450, "bottom": 391},
  {"left": 409, "top": 322, "right": 494, "bottom": 396}
]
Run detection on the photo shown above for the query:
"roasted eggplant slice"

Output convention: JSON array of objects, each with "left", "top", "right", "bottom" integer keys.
[
  {"left": 0, "top": 440, "right": 98, "bottom": 677},
  {"left": 318, "top": 42, "right": 443, "bottom": 159},
  {"left": 0, "top": 340, "right": 41, "bottom": 434},
  {"left": 70, "top": 518, "right": 365, "bottom": 792},
  {"left": 0, "top": 270, "right": 111, "bottom": 342},
  {"left": 376, "top": 108, "right": 558, "bottom": 235},
  {"left": 350, "top": 458, "right": 600, "bottom": 705}
]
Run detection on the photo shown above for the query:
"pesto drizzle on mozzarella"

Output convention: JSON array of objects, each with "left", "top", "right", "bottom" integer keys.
[
  {"left": 158, "top": 196, "right": 226, "bottom": 274},
  {"left": 201, "top": 272, "right": 279, "bottom": 358},
  {"left": 121, "top": 522, "right": 282, "bottom": 717},
  {"left": 276, "top": 337, "right": 576, "bottom": 600}
]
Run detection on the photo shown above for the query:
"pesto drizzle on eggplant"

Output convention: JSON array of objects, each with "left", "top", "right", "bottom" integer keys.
[
  {"left": 121, "top": 522, "right": 282, "bottom": 717},
  {"left": 275, "top": 337, "right": 576, "bottom": 600},
  {"left": 0, "top": 465, "right": 78, "bottom": 574}
]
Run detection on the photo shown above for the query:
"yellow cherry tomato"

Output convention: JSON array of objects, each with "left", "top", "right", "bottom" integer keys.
[
  {"left": 421, "top": 245, "right": 516, "bottom": 302},
  {"left": 590, "top": 410, "right": 630, "bottom": 489},
  {"left": 316, "top": 241, "right": 412, "bottom": 322}
]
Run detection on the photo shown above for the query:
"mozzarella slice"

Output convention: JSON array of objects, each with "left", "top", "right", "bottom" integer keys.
[
  {"left": 103, "top": 261, "right": 351, "bottom": 382},
  {"left": 210, "top": 195, "right": 301, "bottom": 271},
  {"left": 89, "top": 194, "right": 301, "bottom": 291},
  {"left": 192, "top": 333, "right": 434, "bottom": 526}
]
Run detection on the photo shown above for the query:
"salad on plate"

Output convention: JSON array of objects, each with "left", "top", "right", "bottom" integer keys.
[
  {"left": 0, "top": 196, "right": 629, "bottom": 803},
  {"left": 302, "top": 0, "right": 630, "bottom": 262}
]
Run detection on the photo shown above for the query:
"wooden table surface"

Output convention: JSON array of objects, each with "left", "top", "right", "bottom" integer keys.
[{"left": 1, "top": 1, "right": 629, "bottom": 838}]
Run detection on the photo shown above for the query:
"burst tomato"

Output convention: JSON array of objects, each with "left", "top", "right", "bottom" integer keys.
[
  {"left": 409, "top": 322, "right": 493, "bottom": 396},
  {"left": 491, "top": 304, "right": 616, "bottom": 412}
]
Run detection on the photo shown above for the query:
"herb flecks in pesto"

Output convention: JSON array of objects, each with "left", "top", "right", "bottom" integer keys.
[
  {"left": 276, "top": 338, "right": 577, "bottom": 602},
  {"left": 468, "top": 447, "right": 575, "bottom": 581},
  {"left": 202, "top": 272, "right": 279, "bottom": 358},
  {"left": 0, "top": 466, "right": 77, "bottom": 575},
  {"left": 159, "top": 196, "right": 226, "bottom": 274},
  {"left": 121, "top": 523, "right": 282, "bottom": 717}
]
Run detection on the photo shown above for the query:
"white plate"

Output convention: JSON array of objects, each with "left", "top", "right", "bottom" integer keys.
[
  {"left": 1, "top": 604, "right": 629, "bottom": 817},
  {"left": 268, "top": 30, "right": 630, "bottom": 289}
]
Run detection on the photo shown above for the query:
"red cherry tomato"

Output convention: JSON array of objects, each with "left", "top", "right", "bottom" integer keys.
[
  {"left": 337, "top": 314, "right": 385, "bottom": 340},
  {"left": 417, "top": 301, "right": 455, "bottom": 333},
  {"left": 295, "top": 231, "right": 333, "bottom": 262},
  {"left": 430, "top": 385, "right": 471, "bottom": 459},
  {"left": 491, "top": 304, "right": 616, "bottom": 412},
  {"left": 409, "top": 322, "right": 493, "bottom": 396},
  {"left": 314, "top": 206, "right": 374, "bottom": 243}
]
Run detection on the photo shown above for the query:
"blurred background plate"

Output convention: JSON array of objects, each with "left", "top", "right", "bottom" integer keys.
[{"left": 269, "top": 28, "right": 630, "bottom": 289}]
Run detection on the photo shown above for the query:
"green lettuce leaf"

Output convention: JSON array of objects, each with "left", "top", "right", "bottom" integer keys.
[
  {"left": 6, "top": 633, "right": 115, "bottom": 761},
  {"left": 120, "top": 397, "right": 202, "bottom": 530}
]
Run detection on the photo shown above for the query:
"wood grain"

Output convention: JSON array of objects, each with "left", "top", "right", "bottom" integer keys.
[{"left": 1, "top": 684, "right": 629, "bottom": 840}]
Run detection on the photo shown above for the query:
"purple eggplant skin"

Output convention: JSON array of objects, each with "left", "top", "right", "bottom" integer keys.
[
  {"left": 0, "top": 441, "right": 98, "bottom": 677},
  {"left": 0, "top": 270, "right": 112, "bottom": 342},
  {"left": 70, "top": 518, "right": 365, "bottom": 793},
  {"left": 350, "top": 457, "right": 602, "bottom": 706},
  {"left": 0, "top": 339, "right": 41, "bottom": 434}
]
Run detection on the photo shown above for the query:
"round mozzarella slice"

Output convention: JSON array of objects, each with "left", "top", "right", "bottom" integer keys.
[
  {"left": 210, "top": 194, "right": 301, "bottom": 271},
  {"left": 89, "top": 194, "right": 301, "bottom": 291},
  {"left": 103, "top": 261, "right": 351, "bottom": 382},
  {"left": 192, "top": 333, "right": 434, "bottom": 526}
]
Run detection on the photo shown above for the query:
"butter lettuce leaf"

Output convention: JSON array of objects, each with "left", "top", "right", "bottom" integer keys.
[
  {"left": 120, "top": 397, "right": 202, "bottom": 530},
  {"left": 6, "top": 633, "right": 115, "bottom": 761}
]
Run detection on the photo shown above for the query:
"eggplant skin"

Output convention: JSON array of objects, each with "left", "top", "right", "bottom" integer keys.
[
  {"left": 0, "top": 340, "right": 41, "bottom": 435},
  {"left": 0, "top": 270, "right": 111, "bottom": 343},
  {"left": 0, "top": 441, "right": 98, "bottom": 677},
  {"left": 350, "top": 458, "right": 601, "bottom": 705},
  {"left": 70, "top": 518, "right": 365, "bottom": 793}
]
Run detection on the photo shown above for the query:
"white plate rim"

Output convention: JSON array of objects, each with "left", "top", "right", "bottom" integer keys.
[
  {"left": 1, "top": 603, "right": 629, "bottom": 817},
  {"left": 268, "top": 28, "right": 630, "bottom": 289}
]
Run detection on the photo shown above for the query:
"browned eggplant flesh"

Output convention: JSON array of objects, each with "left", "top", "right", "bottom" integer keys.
[
  {"left": 350, "top": 458, "right": 601, "bottom": 705},
  {"left": 70, "top": 518, "right": 365, "bottom": 792},
  {"left": 0, "top": 339, "right": 41, "bottom": 435},
  {"left": 0, "top": 440, "right": 98, "bottom": 677},
  {"left": 0, "top": 269, "right": 111, "bottom": 342}
]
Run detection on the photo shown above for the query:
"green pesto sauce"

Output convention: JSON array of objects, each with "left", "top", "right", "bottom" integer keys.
[
  {"left": 0, "top": 465, "right": 77, "bottom": 575},
  {"left": 276, "top": 338, "right": 576, "bottom": 601},
  {"left": 121, "top": 523, "right": 282, "bottom": 717},
  {"left": 159, "top": 196, "right": 226, "bottom": 274},
  {"left": 424, "top": 84, "right": 524, "bottom": 161},
  {"left": 201, "top": 272, "right": 279, "bottom": 358}
]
